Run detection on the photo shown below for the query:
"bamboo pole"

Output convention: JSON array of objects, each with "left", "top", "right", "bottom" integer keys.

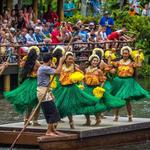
[{"left": 57, "top": 0, "right": 64, "bottom": 21}]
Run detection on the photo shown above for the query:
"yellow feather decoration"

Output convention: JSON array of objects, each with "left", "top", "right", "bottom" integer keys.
[
  {"left": 50, "top": 76, "right": 57, "bottom": 89},
  {"left": 22, "top": 56, "right": 28, "bottom": 61},
  {"left": 131, "top": 50, "right": 144, "bottom": 62},
  {"left": 105, "top": 51, "right": 116, "bottom": 60},
  {"left": 70, "top": 72, "right": 84, "bottom": 83},
  {"left": 28, "top": 46, "right": 40, "bottom": 55},
  {"left": 93, "top": 87, "right": 105, "bottom": 98}
]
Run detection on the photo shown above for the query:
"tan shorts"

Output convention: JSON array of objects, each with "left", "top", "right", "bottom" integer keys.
[{"left": 37, "top": 87, "right": 54, "bottom": 102}]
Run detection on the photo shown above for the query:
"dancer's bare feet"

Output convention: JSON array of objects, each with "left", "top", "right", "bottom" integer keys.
[
  {"left": 113, "top": 116, "right": 119, "bottom": 122},
  {"left": 24, "top": 119, "right": 31, "bottom": 126},
  {"left": 54, "top": 130, "right": 66, "bottom": 136},
  {"left": 45, "top": 132, "right": 58, "bottom": 136},
  {"left": 94, "top": 120, "right": 101, "bottom": 126},
  {"left": 69, "top": 122, "right": 75, "bottom": 129},
  {"left": 128, "top": 115, "right": 133, "bottom": 122},
  {"left": 82, "top": 121, "right": 91, "bottom": 126}
]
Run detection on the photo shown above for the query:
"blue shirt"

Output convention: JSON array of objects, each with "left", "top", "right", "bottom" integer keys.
[
  {"left": 64, "top": 2, "right": 75, "bottom": 17},
  {"left": 99, "top": 16, "right": 114, "bottom": 36},
  {"left": 78, "top": 31, "right": 88, "bottom": 42},
  {"left": 37, "top": 65, "right": 55, "bottom": 87},
  {"left": 33, "top": 33, "right": 44, "bottom": 43}
]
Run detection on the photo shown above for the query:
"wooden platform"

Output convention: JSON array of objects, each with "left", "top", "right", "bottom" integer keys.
[
  {"left": 0, "top": 116, "right": 150, "bottom": 149},
  {"left": 2, "top": 63, "right": 18, "bottom": 75}
]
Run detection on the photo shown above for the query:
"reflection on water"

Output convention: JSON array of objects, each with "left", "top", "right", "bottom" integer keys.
[{"left": 0, "top": 78, "right": 150, "bottom": 150}]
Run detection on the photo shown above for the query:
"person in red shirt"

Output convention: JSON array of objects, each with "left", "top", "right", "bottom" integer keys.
[
  {"left": 108, "top": 30, "right": 122, "bottom": 41},
  {"left": 107, "top": 26, "right": 132, "bottom": 48},
  {"left": 108, "top": 26, "right": 127, "bottom": 41},
  {"left": 50, "top": 23, "right": 62, "bottom": 44}
]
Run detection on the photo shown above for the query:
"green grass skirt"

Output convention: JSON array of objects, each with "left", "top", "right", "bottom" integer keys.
[
  {"left": 104, "top": 80, "right": 112, "bottom": 93},
  {"left": 84, "top": 83, "right": 126, "bottom": 109},
  {"left": 52, "top": 82, "right": 107, "bottom": 118},
  {"left": 111, "top": 77, "right": 150, "bottom": 101},
  {"left": 4, "top": 78, "right": 38, "bottom": 114}
]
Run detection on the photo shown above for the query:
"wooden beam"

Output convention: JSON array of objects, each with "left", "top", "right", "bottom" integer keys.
[
  {"left": 0, "top": 0, "right": 4, "bottom": 14},
  {"left": 6, "top": 0, "right": 13, "bottom": 10},
  {"left": 33, "top": 0, "right": 38, "bottom": 21},
  {"left": 57, "top": 0, "right": 64, "bottom": 21},
  {"left": 4, "top": 75, "right": 10, "bottom": 91}
]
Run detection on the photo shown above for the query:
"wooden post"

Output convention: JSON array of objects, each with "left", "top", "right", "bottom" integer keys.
[
  {"left": 6, "top": 0, "right": 13, "bottom": 10},
  {"left": 33, "top": 0, "right": 38, "bottom": 21},
  {"left": 57, "top": 0, "right": 64, "bottom": 21},
  {"left": 0, "top": 0, "right": 4, "bottom": 14},
  {"left": 4, "top": 75, "right": 10, "bottom": 91}
]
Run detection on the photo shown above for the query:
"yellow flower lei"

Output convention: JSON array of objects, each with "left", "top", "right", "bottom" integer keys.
[{"left": 93, "top": 87, "right": 105, "bottom": 98}]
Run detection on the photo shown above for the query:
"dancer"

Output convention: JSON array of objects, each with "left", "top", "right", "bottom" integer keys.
[
  {"left": 83, "top": 54, "right": 126, "bottom": 126},
  {"left": 53, "top": 51, "right": 107, "bottom": 129},
  {"left": 111, "top": 46, "right": 150, "bottom": 122},
  {"left": 4, "top": 46, "right": 41, "bottom": 125}
]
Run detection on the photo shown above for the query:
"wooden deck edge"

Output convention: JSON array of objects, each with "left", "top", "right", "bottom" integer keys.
[
  {"left": 0, "top": 130, "right": 44, "bottom": 146},
  {"left": 37, "top": 134, "right": 78, "bottom": 143},
  {"left": 79, "top": 121, "right": 150, "bottom": 138},
  {"left": 38, "top": 129, "right": 150, "bottom": 150}
]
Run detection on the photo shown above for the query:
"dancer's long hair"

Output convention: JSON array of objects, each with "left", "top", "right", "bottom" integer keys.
[
  {"left": 21, "top": 49, "right": 37, "bottom": 82},
  {"left": 53, "top": 49, "right": 64, "bottom": 67}
]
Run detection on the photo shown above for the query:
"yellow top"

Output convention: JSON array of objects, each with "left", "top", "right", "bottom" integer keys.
[
  {"left": 59, "top": 64, "right": 75, "bottom": 85},
  {"left": 117, "top": 59, "right": 134, "bottom": 77},
  {"left": 85, "top": 67, "right": 106, "bottom": 86}
]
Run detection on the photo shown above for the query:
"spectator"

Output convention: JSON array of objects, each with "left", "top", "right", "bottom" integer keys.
[
  {"left": 108, "top": 27, "right": 127, "bottom": 41},
  {"left": 43, "top": 5, "right": 58, "bottom": 23},
  {"left": 99, "top": 11, "right": 114, "bottom": 36},
  {"left": 78, "top": 25, "right": 88, "bottom": 42},
  {"left": 128, "top": 8, "right": 137, "bottom": 16},
  {"left": 17, "top": 11, "right": 26, "bottom": 29},
  {"left": 23, "top": 7, "right": 29, "bottom": 27},
  {"left": 142, "top": 4, "right": 149, "bottom": 16},
  {"left": 88, "top": 22, "right": 96, "bottom": 31},
  {"left": 132, "top": 0, "right": 141, "bottom": 15},
  {"left": 33, "top": 27, "right": 44, "bottom": 43},
  {"left": 50, "top": 23, "right": 62, "bottom": 44},
  {"left": 90, "top": 0, "right": 101, "bottom": 16},
  {"left": 87, "top": 29, "right": 97, "bottom": 43},
  {"left": 25, "top": 28, "right": 37, "bottom": 44},
  {"left": 64, "top": 0, "right": 76, "bottom": 17},
  {"left": 97, "top": 26, "right": 107, "bottom": 41}
]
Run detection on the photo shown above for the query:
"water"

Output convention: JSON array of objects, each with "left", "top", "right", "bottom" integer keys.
[{"left": 0, "top": 78, "right": 150, "bottom": 150}]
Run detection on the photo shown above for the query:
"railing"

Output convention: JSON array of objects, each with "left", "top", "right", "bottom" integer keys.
[{"left": 0, "top": 40, "right": 135, "bottom": 64}]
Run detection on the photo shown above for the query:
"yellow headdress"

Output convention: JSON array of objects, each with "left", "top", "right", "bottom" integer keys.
[
  {"left": 52, "top": 46, "right": 66, "bottom": 66},
  {"left": 28, "top": 46, "right": 40, "bottom": 55},
  {"left": 120, "top": 46, "right": 132, "bottom": 55},
  {"left": 92, "top": 48, "right": 104, "bottom": 57},
  {"left": 53, "top": 46, "right": 65, "bottom": 55},
  {"left": 65, "top": 51, "right": 74, "bottom": 59},
  {"left": 89, "top": 54, "right": 100, "bottom": 62}
]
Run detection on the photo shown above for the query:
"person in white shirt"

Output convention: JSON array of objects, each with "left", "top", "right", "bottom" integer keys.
[
  {"left": 100, "top": 26, "right": 107, "bottom": 41},
  {"left": 142, "top": 4, "right": 149, "bottom": 16}
]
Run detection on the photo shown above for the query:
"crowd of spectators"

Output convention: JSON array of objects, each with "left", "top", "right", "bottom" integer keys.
[{"left": 0, "top": 3, "right": 135, "bottom": 64}]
